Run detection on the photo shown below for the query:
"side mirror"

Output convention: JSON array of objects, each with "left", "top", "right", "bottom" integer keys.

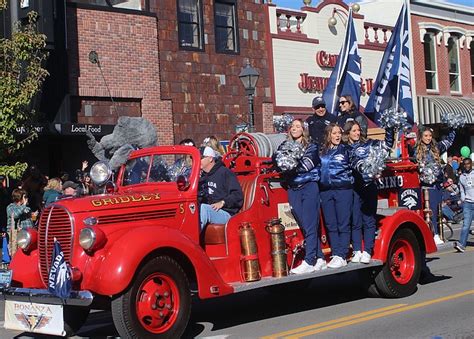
[
  {"left": 105, "top": 181, "right": 118, "bottom": 194},
  {"left": 177, "top": 175, "right": 190, "bottom": 191}
]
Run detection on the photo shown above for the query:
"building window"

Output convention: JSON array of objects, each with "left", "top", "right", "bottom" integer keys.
[
  {"left": 447, "top": 36, "right": 460, "bottom": 92},
  {"left": 177, "top": 0, "right": 204, "bottom": 50},
  {"left": 423, "top": 32, "right": 438, "bottom": 91},
  {"left": 214, "top": 0, "right": 239, "bottom": 53}
]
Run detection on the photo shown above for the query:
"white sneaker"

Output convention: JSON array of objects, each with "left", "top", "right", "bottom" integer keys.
[
  {"left": 351, "top": 251, "right": 362, "bottom": 263},
  {"left": 360, "top": 251, "right": 371, "bottom": 264},
  {"left": 433, "top": 234, "right": 444, "bottom": 246},
  {"left": 290, "top": 260, "right": 315, "bottom": 274},
  {"left": 327, "top": 256, "right": 347, "bottom": 269},
  {"left": 314, "top": 258, "right": 328, "bottom": 271}
]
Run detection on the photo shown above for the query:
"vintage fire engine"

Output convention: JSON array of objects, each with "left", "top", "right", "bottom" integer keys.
[{"left": 0, "top": 132, "right": 436, "bottom": 338}]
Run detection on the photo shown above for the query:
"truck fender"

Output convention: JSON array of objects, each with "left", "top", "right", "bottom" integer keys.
[
  {"left": 372, "top": 210, "right": 437, "bottom": 262},
  {"left": 10, "top": 249, "right": 44, "bottom": 288},
  {"left": 83, "top": 226, "right": 233, "bottom": 299}
]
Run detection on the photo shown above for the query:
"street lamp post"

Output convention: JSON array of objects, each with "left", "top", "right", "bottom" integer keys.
[{"left": 238, "top": 60, "right": 260, "bottom": 132}]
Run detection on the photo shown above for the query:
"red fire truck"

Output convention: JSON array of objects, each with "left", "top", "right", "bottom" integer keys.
[{"left": 1, "top": 133, "right": 435, "bottom": 338}]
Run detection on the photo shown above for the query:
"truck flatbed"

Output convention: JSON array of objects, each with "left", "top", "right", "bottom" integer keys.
[{"left": 231, "top": 260, "right": 384, "bottom": 293}]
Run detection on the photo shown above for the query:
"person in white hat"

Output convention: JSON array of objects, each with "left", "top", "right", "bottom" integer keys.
[{"left": 198, "top": 146, "right": 243, "bottom": 231}]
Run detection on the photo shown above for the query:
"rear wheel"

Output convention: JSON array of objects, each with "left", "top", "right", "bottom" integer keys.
[
  {"left": 374, "top": 228, "right": 421, "bottom": 298},
  {"left": 111, "top": 256, "right": 191, "bottom": 338}
]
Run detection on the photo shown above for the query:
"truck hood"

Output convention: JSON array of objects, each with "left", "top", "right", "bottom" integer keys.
[{"left": 52, "top": 190, "right": 183, "bottom": 214}]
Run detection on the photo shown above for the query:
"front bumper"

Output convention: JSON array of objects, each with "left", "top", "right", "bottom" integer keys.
[{"left": 0, "top": 288, "right": 94, "bottom": 306}]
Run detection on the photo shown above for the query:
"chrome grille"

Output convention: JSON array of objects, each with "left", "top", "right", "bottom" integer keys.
[{"left": 38, "top": 206, "right": 74, "bottom": 285}]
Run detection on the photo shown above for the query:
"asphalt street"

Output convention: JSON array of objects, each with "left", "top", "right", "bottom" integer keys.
[{"left": 1, "top": 223, "right": 473, "bottom": 339}]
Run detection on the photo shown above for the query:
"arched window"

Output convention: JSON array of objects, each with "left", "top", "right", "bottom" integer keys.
[
  {"left": 423, "top": 32, "right": 438, "bottom": 91},
  {"left": 447, "top": 36, "right": 460, "bottom": 92}
]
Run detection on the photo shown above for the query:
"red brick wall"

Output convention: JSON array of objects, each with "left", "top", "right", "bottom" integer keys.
[
  {"left": 411, "top": 15, "right": 473, "bottom": 98},
  {"left": 66, "top": 6, "right": 174, "bottom": 145},
  {"left": 152, "top": 0, "right": 273, "bottom": 144}
]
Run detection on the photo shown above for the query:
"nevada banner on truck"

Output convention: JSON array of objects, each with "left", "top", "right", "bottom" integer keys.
[
  {"left": 322, "top": 8, "right": 361, "bottom": 116},
  {"left": 364, "top": 0, "right": 414, "bottom": 126}
]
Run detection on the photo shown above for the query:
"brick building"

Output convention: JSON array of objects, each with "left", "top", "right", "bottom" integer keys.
[{"left": 1, "top": 0, "right": 273, "bottom": 176}]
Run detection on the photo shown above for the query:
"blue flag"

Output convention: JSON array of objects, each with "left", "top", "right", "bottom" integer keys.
[
  {"left": 322, "top": 9, "right": 361, "bottom": 115},
  {"left": 48, "top": 238, "right": 72, "bottom": 299},
  {"left": 364, "top": 0, "right": 414, "bottom": 125}
]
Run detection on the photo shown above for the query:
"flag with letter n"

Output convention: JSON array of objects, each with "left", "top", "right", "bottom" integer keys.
[
  {"left": 48, "top": 238, "right": 72, "bottom": 299},
  {"left": 322, "top": 8, "right": 361, "bottom": 116},
  {"left": 364, "top": 0, "right": 414, "bottom": 126}
]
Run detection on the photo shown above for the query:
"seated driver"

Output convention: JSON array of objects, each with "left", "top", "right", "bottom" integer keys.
[{"left": 198, "top": 146, "right": 243, "bottom": 231}]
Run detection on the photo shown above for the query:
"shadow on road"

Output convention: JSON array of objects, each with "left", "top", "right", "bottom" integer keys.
[{"left": 183, "top": 270, "right": 379, "bottom": 338}]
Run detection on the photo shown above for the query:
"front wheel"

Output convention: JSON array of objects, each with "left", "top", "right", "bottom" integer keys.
[
  {"left": 374, "top": 228, "right": 421, "bottom": 298},
  {"left": 111, "top": 256, "right": 191, "bottom": 338}
]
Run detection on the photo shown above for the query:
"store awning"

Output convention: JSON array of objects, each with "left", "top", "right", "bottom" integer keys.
[{"left": 417, "top": 96, "right": 474, "bottom": 125}]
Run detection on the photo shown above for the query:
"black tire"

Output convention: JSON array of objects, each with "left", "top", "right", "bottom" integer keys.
[
  {"left": 374, "top": 228, "right": 421, "bottom": 298},
  {"left": 64, "top": 306, "right": 90, "bottom": 336},
  {"left": 357, "top": 269, "right": 382, "bottom": 298},
  {"left": 111, "top": 256, "right": 191, "bottom": 339}
]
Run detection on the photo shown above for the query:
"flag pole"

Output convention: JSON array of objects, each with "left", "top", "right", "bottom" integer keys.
[
  {"left": 394, "top": 0, "right": 405, "bottom": 113},
  {"left": 331, "top": 9, "right": 353, "bottom": 115}
]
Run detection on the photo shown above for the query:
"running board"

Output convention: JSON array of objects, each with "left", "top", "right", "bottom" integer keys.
[{"left": 230, "top": 260, "right": 384, "bottom": 293}]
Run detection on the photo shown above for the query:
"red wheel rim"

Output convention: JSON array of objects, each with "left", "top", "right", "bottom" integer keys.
[
  {"left": 135, "top": 273, "right": 180, "bottom": 334},
  {"left": 389, "top": 238, "right": 415, "bottom": 284}
]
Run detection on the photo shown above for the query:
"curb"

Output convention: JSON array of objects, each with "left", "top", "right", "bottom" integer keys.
[{"left": 436, "top": 240, "right": 456, "bottom": 251}]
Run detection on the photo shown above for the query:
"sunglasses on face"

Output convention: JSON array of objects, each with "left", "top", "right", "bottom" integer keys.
[
  {"left": 313, "top": 105, "right": 325, "bottom": 109},
  {"left": 339, "top": 101, "right": 348, "bottom": 105}
]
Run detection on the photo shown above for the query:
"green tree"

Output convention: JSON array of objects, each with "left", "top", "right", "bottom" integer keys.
[{"left": 0, "top": 3, "right": 48, "bottom": 179}]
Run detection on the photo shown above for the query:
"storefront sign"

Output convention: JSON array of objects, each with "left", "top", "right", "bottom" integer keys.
[
  {"left": 298, "top": 73, "right": 329, "bottom": 93},
  {"left": 316, "top": 51, "right": 338, "bottom": 68},
  {"left": 56, "top": 124, "right": 115, "bottom": 136},
  {"left": 298, "top": 73, "right": 374, "bottom": 94},
  {"left": 16, "top": 125, "right": 46, "bottom": 135}
]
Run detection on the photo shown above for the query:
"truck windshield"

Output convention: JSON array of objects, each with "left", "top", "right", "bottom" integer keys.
[{"left": 122, "top": 153, "right": 193, "bottom": 186}]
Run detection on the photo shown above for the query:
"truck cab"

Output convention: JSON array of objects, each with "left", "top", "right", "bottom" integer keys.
[{"left": 1, "top": 133, "right": 436, "bottom": 338}]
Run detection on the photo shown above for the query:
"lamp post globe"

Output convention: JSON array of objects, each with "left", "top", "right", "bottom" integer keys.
[{"left": 238, "top": 61, "right": 260, "bottom": 132}]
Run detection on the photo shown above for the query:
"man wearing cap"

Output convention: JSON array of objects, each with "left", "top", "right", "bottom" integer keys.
[
  {"left": 60, "top": 181, "right": 79, "bottom": 199},
  {"left": 198, "top": 146, "right": 243, "bottom": 231},
  {"left": 305, "top": 96, "right": 336, "bottom": 146}
]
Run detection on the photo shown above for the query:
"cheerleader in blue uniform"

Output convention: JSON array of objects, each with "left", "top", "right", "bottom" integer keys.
[
  {"left": 319, "top": 123, "right": 354, "bottom": 269},
  {"left": 343, "top": 121, "right": 394, "bottom": 263},
  {"left": 413, "top": 126, "right": 455, "bottom": 245}
]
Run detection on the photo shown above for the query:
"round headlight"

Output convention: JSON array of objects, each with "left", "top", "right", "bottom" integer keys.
[
  {"left": 90, "top": 161, "right": 112, "bottom": 186},
  {"left": 79, "top": 228, "right": 96, "bottom": 251},
  {"left": 17, "top": 229, "right": 32, "bottom": 250}
]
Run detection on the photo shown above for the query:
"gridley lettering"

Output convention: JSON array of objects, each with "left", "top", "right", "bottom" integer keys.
[{"left": 91, "top": 193, "right": 161, "bottom": 207}]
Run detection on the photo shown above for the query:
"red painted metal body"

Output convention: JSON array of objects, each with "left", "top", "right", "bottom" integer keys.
[{"left": 9, "top": 135, "right": 435, "bottom": 304}]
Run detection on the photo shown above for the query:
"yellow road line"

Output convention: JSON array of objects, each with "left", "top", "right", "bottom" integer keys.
[
  {"left": 284, "top": 290, "right": 474, "bottom": 338},
  {"left": 260, "top": 304, "right": 407, "bottom": 339}
]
